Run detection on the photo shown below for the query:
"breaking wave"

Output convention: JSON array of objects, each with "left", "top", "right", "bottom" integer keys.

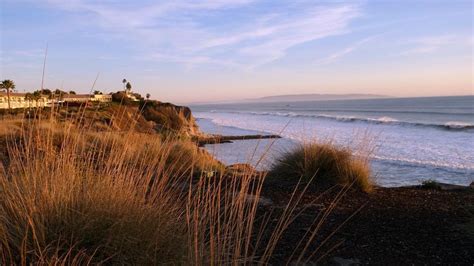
[{"left": 207, "top": 111, "right": 474, "bottom": 131}]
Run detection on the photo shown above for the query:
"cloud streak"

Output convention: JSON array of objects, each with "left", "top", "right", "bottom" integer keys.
[
  {"left": 399, "top": 34, "right": 457, "bottom": 55},
  {"left": 314, "top": 35, "right": 377, "bottom": 65},
  {"left": 33, "top": 0, "right": 362, "bottom": 69}
]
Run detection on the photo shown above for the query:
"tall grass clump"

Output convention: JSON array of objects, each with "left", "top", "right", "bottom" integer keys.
[
  {"left": 0, "top": 106, "right": 363, "bottom": 264},
  {"left": 270, "top": 142, "right": 372, "bottom": 192},
  {"left": 0, "top": 122, "right": 194, "bottom": 264},
  {"left": 0, "top": 115, "right": 275, "bottom": 264}
]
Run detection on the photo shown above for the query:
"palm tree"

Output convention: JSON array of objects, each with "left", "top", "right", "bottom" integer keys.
[
  {"left": 146, "top": 93, "right": 151, "bottom": 100},
  {"left": 32, "top": 91, "right": 41, "bottom": 107},
  {"left": 122, "top": 79, "right": 127, "bottom": 91},
  {"left": 0, "top": 80, "right": 15, "bottom": 112},
  {"left": 25, "top": 93, "right": 34, "bottom": 108}
]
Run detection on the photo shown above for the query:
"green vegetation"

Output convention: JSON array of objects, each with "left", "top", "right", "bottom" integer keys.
[
  {"left": 269, "top": 142, "right": 372, "bottom": 192},
  {"left": 0, "top": 79, "right": 16, "bottom": 111},
  {"left": 421, "top": 179, "right": 442, "bottom": 189}
]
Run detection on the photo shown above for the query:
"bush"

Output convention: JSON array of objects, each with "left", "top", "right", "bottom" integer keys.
[
  {"left": 269, "top": 142, "right": 372, "bottom": 192},
  {"left": 421, "top": 179, "right": 441, "bottom": 189},
  {"left": 111, "top": 91, "right": 134, "bottom": 105},
  {"left": 164, "top": 140, "right": 225, "bottom": 177}
]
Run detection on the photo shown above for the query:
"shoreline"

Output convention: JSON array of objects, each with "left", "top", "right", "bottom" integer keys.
[
  {"left": 195, "top": 117, "right": 473, "bottom": 187},
  {"left": 1, "top": 103, "right": 472, "bottom": 264},
  {"left": 258, "top": 179, "right": 474, "bottom": 264},
  {"left": 195, "top": 134, "right": 281, "bottom": 146}
]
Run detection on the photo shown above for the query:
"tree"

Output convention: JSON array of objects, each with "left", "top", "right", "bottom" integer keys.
[
  {"left": 69, "top": 91, "right": 76, "bottom": 95},
  {"left": 32, "top": 91, "right": 42, "bottom": 107},
  {"left": 146, "top": 93, "right": 151, "bottom": 100},
  {"left": 25, "top": 93, "right": 34, "bottom": 108},
  {"left": 122, "top": 79, "right": 127, "bottom": 91},
  {"left": 25, "top": 93, "right": 33, "bottom": 101},
  {"left": 54, "top": 89, "right": 65, "bottom": 95},
  {"left": 52, "top": 89, "right": 66, "bottom": 101},
  {"left": 42, "top": 89, "right": 52, "bottom": 96},
  {"left": 94, "top": 90, "right": 103, "bottom": 95},
  {"left": 0, "top": 80, "right": 15, "bottom": 112},
  {"left": 126, "top": 82, "right": 132, "bottom": 92}
]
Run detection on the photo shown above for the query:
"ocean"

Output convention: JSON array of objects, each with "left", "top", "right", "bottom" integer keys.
[{"left": 191, "top": 96, "right": 474, "bottom": 187}]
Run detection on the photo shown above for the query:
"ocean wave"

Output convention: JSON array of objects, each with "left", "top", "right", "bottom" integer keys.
[
  {"left": 371, "top": 155, "right": 474, "bottom": 173},
  {"left": 203, "top": 111, "right": 474, "bottom": 131}
]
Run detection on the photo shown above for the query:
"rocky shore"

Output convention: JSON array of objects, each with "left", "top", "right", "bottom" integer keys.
[
  {"left": 195, "top": 134, "right": 281, "bottom": 146},
  {"left": 256, "top": 178, "right": 474, "bottom": 264}
]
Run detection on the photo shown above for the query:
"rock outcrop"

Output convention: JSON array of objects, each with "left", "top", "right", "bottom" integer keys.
[{"left": 140, "top": 101, "right": 200, "bottom": 136}]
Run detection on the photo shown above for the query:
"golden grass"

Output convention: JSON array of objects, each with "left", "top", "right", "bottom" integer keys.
[
  {"left": 0, "top": 122, "right": 191, "bottom": 264},
  {"left": 0, "top": 114, "right": 278, "bottom": 264},
  {"left": 269, "top": 142, "right": 373, "bottom": 192},
  {"left": 0, "top": 106, "right": 370, "bottom": 264}
]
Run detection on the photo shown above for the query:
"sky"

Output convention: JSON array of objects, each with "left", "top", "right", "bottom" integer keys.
[{"left": 0, "top": 0, "right": 472, "bottom": 103}]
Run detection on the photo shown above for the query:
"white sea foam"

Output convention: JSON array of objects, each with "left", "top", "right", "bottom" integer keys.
[{"left": 195, "top": 108, "right": 474, "bottom": 187}]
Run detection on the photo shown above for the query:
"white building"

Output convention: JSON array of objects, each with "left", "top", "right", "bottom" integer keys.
[
  {"left": 62, "top": 94, "right": 112, "bottom": 103},
  {"left": 0, "top": 92, "right": 49, "bottom": 109},
  {"left": 0, "top": 92, "right": 112, "bottom": 109}
]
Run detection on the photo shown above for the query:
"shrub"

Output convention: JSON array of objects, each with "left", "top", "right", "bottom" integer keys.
[
  {"left": 111, "top": 91, "right": 134, "bottom": 105},
  {"left": 269, "top": 142, "right": 372, "bottom": 192},
  {"left": 421, "top": 179, "right": 441, "bottom": 189},
  {"left": 164, "top": 140, "right": 225, "bottom": 177}
]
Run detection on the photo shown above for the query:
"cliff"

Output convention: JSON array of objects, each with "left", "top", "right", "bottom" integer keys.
[{"left": 49, "top": 101, "right": 201, "bottom": 136}]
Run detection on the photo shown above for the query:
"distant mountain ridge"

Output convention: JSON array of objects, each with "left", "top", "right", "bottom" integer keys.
[
  {"left": 244, "top": 93, "right": 389, "bottom": 103},
  {"left": 188, "top": 93, "right": 390, "bottom": 105}
]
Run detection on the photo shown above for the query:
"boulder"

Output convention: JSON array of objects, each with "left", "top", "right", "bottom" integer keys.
[{"left": 329, "top": 257, "right": 360, "bottom": 266}]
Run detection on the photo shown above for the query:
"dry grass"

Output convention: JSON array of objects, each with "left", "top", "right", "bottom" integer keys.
[
  {"left": 0, "top": 113, "right": 281, "bottom": 264},
  {"left": 0, "top": 106, "right": 369, "bottom": 264},
  {"left": 0, "top": 122, "right": 192, "bottom": 264},
  {"left": 270, "top": 142, "right": 372, "bottom": 192}
]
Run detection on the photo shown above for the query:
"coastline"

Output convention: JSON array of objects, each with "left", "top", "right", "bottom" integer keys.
[
  {"left": 259, "top": 179, "right": 474, "bottom": 264},
  {"left": 1, "top": 103, "right": 472, "bottom": 264},
  {"left": 195, "top": 116, "right": 473, "bottom": 187}
]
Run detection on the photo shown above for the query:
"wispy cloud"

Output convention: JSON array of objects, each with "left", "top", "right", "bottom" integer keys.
[
  {"left": 314, "top": 35, "right": 376, "bottom": 65},
  {"left": 32, "top": 0, "right": 362, "bottom": 69},
  {"left": 399, "top": 34, "right": 457, "bottom": 55},
  {"left": 12, "top": 49, "right": 45, "bottom": 58}
]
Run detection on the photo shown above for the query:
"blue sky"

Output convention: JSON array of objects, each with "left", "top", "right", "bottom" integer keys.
[{"left": 0, "top": 0, "right": 472, "bottom": 103}]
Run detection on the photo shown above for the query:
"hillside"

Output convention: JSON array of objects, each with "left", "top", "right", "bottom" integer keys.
[{"left": 14, "top": 101, "right": 202, "bottom": 136}]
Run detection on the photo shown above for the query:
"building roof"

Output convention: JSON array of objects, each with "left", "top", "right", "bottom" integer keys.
[
  {"left": 62, "top": 94, "right": 92, "bottom": 99},
  {"left": 0, "top": 92, "right": 27, "bottom": 97}
]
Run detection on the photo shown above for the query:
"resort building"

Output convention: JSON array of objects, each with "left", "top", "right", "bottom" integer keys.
[
  {"left": 62, "top": 94, "right": 91, "bottom": 103},
  {"left": 0, "top": 92, "right": 49, "bottom": 109},
  {"left": 124, "top": 89, "right": 140, "bottom": 102},
  {"left": 0, "top": 92, "right": 112, "bottom": 109},
  {"left": 91, "top": 94, "right": 112, "bottom": 102},
  {"left": 62, "top": 94, "right": 112, "bottom": 103}
]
